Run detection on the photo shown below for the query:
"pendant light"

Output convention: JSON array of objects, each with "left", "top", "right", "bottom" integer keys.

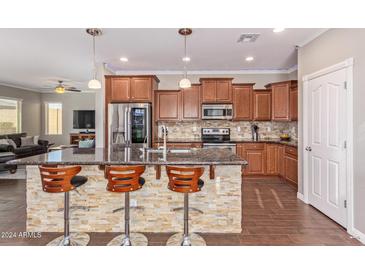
[
  {"left": 178, "top": 28, "right": 192, "bottom": 89},
  {"left": 86, "top": 28, "right": 102, "bottom": 89}
]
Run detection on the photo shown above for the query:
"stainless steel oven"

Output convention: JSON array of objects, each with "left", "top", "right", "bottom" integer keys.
[
  {"left": 202, "top": 128, "right": 236, "bottom": 153},
  {"left": 202, "top": 104, "right": 233, "bottom": 120}
]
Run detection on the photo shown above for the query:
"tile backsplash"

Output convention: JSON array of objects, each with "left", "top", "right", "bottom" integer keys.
[{"left": 157, "top": 120, "right": 297, "bottom": 140}]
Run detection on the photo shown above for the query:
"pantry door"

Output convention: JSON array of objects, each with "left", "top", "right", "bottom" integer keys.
[{"left": 304, "top": 65, "right": 349, "bottom": 227}]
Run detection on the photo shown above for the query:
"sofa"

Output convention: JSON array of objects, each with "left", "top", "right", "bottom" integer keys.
[{"left": 0, "top": 133, "right": 49, "bottom": 158}]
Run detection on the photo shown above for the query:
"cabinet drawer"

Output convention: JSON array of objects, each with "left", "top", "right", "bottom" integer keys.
[
  {"left": 285, "top": 146, "right": 297, "bottom": 157},
  {"left": 243, "top": 143, "right": 265, "bottom": 150}
]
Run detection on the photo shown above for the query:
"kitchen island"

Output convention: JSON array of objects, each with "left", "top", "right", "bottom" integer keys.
[{"left": 9, "top": 146, "right": 247, "bottom": 233}]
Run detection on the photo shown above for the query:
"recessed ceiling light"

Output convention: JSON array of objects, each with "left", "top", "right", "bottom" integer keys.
[
  {"left": 182, "top": 56, "right": 191, "bottom": 62},
  {"left": 273, "top": 28, "right": 285, "bottom": 33},
  {"left": 245, "top": 56, "right": 254, "bottom": 62},
  {"left": 120, "top": 57, "right": 128, "bottom": 62}
]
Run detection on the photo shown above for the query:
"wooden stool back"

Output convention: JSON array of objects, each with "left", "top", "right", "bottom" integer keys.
[
  {"left": 105, "top": 165, "right": 146, "bottom": 192},
  {"left": 39, "top": 165, "right": 81, "bottom": 193},
  {"left": 166, "top": 166, "right": 204, "bottom": 193}
]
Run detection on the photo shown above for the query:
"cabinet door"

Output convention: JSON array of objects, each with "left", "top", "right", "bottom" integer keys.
[
  {"left": 266, "top": 144, "right": 278, "bottom": 175},
  {"left": 130, "top": 77, "right": 152, "bottom": 102},
  {"left": 285, "top": 154, "right": 298, "bottom": 186},
  {"left": 110, "top": 78, "right": 130, "bottom": 102},
  {"left": 201, "top": 80, "right": 216, "bottom": 102},
  {"left": 245, "top": 150, "right": 266, "bottom": 175},
  {"left": 277, "top": 145, "right": 285, "bottom": 177},
  {"left": 182, "top": 85, "right": 201, "bottom": 120},
  {"left": 272, "top": 83, "right": 290, "bottom": 121},
  {"left": 289, "top": 88, "right": 298, "bottom": 121},
  {"left": 253, "top": 91, "right": 271, "bottom": 121},
  {"left": 155, "top": 91, "right": 181, "bottom": 121},
  {"left": 233, "top": 85, "right": 253, "bottom": 120},
  {"left": 216, "top": 80, "right": 232, "bottom": 102}
]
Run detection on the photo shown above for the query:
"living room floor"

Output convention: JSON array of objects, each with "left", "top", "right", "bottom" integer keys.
[{"left": 0, "top": 176, "right": 361, "bottom": 246}]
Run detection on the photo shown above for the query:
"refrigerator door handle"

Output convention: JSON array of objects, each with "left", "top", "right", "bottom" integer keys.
[
  {"left": 124, "top": 107, "right": 129, "bottom": 145},
  {"left": 127, "top": 107, "right": 132, "bottom": 145}
]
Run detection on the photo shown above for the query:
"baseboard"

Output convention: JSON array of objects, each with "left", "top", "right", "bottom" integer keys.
[
  {"left": 349, "top": 227, "right": 365, "bottom": 244},
  {"left": 297, "top": 192, "right": 307, "bottom": 203}
]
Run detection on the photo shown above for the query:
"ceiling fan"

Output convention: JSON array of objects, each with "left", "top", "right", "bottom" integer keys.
[{"left": 53, "top": 80, "right": 81, "bottom": 93}]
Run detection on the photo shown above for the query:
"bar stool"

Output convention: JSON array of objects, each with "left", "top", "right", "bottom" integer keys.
[
  {"left": 105, "top": 165, "right": 148, "bottom": 246},
  {"left": 166, "top": 166, "right": 206, "bottom": 246},
  {"left": 38, "top": 165, "right": 90, "bottom": 246}
]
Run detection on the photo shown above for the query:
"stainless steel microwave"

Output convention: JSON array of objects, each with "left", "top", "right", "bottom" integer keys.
[{"left": 202, "top": 104, "right": 233, "bottom": 120}]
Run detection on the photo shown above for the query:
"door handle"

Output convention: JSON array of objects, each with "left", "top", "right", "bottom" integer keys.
[{"left": 305, "top": 146, "right": 312, "bottom": 152}]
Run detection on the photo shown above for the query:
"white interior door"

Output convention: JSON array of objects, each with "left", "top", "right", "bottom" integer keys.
[{"left": 306, "top": 68, "right": 347, "bottom": 227}]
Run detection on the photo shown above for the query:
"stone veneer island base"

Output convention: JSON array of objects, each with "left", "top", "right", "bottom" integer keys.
[{"left": 26, "top": 165, "right": 242, "bottom": 233}]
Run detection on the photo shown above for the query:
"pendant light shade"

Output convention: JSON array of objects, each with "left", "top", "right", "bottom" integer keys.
[
  {"left": 179, "top": 78, "right": 191, "bottom": 89},
  {"left": 178, "top": 28, "right": 192, "bottom": 89},
  {"left": 88, "top": 79, "right": 102, "bottom": 89},
  {"left": 86, "top": 28, "right": 102, "bottom": 90}
]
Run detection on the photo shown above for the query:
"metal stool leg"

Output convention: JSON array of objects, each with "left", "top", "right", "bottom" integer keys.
[
  {"left": 107, "top": 192, "right": 148, "bottom": 246},
  {"left": 47, "top": 192, "right": 90, "bottom": 246},
  {"left": 166, "top": 193, "right": 206, "bottom": 246}
]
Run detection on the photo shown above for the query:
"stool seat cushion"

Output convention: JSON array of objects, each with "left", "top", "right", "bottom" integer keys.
[{"left": 71, "top": 176, "right": 88, "bottom": 188}]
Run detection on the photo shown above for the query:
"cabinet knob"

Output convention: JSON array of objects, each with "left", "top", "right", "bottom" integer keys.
[{"left": 305, "top": 146, "right": 312, "bottom": 152}]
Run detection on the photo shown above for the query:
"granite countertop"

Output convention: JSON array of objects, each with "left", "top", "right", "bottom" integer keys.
[
  {"left": 155, "top": 137, "right": 298, "bottom": 147},
  {"left": 154, "top": 138, "right": 202, "bottom": 143},
  {"left": 229, "top": 138, "right": 298, "bottom": 147},
  {"left": 8, "top": 145, "right": 247, "bottom": 166}
]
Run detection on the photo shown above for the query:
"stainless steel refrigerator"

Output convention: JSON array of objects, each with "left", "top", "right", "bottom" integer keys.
[{"left": 108, "top": 103, "right": 152, "bottom": 147}]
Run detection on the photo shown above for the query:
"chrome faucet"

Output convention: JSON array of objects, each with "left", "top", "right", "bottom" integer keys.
[{"left": 159, "top": 125, "right": 168, "bottom": 157}]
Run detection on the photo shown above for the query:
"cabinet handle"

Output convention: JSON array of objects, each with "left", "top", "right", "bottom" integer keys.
[{"left": 305, "top": 146, "right": 312, "bottom": 152}]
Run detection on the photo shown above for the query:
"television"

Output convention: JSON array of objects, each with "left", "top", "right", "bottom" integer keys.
[{"left": 73, "top": 110, "right": 95, "bottom": 129}]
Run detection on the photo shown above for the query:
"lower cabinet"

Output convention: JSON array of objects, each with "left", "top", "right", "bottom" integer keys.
[
  {"left": 237, "top": 143, "right": 266, "bottom": 175},
  {"left": 284, "top": 146, "right": 298, "bottom": 186},
  {"left": 266, "top": 144, "right": 278, "bottom": 175},
  {"left": 237, "top": 142, "right": 298, "bottom": 188}
]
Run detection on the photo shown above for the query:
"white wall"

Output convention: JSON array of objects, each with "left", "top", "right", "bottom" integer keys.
[
  {"left": 40, "top": 92, "right": 95, "bottom": 145},
  {"left": 0, "top": 85, "right": 41, "bottom": 136},
  {"left": 298, "top": 29, "right": 365, "bottom": 236}
]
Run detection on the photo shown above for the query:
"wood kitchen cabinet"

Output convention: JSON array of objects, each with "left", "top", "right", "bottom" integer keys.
[
  {"left": 266, "top": 144, "right": 278, "bottom": 175},
  {"left": 154, "top": 90, "right": 181, "bottom": 121},
  {"left": 277, "top": 145, "right": 285, "bottom": 177},
  {"left": 155, "top": 86, "right": 201, "bottom": 121},
  {"left": 265, "top": 80, "right": 297, "bottom": 121},
  {"left": 284, "top": 146, "right": 298, "bottom": 186},
  {"left": 289, "top": 86, "right": 298, "bottom": 121},
  {"left": 233, "top": 84, "right": 254, "bottom": 121},
  {"left": 105, "top": 75, "right": 159, "bottom": 103},
  {"left": 238, "top": 143, "right": 266, "bottom": 175},
  {"left": 181, "top": 84, "right": 201, "bottom": 120},
  {"left": 200, "top": 78, "right": 233, "bottom": 103},
  {"left": 253, "top": 89, "right": 271, "bottom": 121}
]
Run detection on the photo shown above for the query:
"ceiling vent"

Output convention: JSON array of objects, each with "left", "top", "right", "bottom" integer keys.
[{"left": 237, "top": 33, "right": 260, "bottom": 43}]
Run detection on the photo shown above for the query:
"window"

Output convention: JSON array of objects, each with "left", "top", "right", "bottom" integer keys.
[
  {"left": 45, "top": 103, "right": 62, "bottom": 135},
  {"left": 0, "top": 97, "right": 22, "bottom": 134}
]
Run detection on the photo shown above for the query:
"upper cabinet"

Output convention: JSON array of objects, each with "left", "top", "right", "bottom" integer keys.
[
  {"left": 200, "top": 78, "right": 233, "bottom": 103},
  {"left": 253, "top": 89, "right": 271, "bottom": 121},
  {"left": 265, "top": 80, "right": 297, "bottom": 121},
  {"left": 105, "top": 75, "right": 159, "bottom": 103},
  {"left": 289, "top": 85, "right": 298, "bottom": 121},
  {"left": 155, "top": 90, "right": 181, "bottom": 121},
  {"left": 181, "top": 85, "right": 201, "bottom": 120},
  {"left": 233, "top": 84, "right": 254, "bottom": 121}
]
